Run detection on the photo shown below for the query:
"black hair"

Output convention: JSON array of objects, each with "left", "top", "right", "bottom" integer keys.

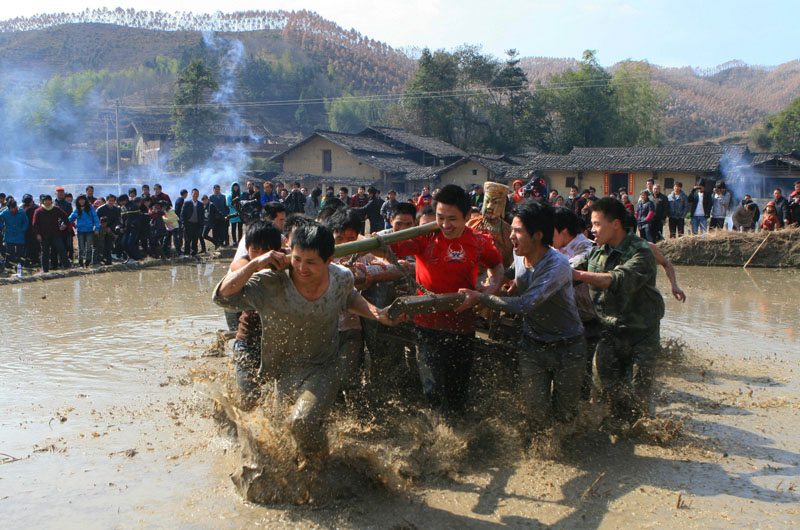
[
  {"left": 391, "top": 202, "right": 417, "bottom": 219},
  {"left": 293, "top": 181, "right": 301, "bottom": 188},
  {"left": 128, "top": 188, "right": 137, "bottom": 195},
  {"left": 6, "top": 198, "right": 17, "bottom": 209},
  {"left": 310, "top": 187, "right": 322, "bottom": 208},
  {"left": 590, "top": 196, "right": 627, "bottom": 224},
  {"left": 75, "top": 193, "right": 92, "bottom": 214},
  {"left": 646, "top": 178, "right": 654, "bottom": 184},
  {"left": 106, "top": 193, "right": 116, "bottom": 200},
  {"left": 327, "top": 208, "right": 362, "bottom": 235},
  {"left": 339, "top": 186, "right": 349, "bottom": 194},
  {"left": 512, "top": 200, "right": 554, "bottom": 247},
  {"left": 245, "top": 221, "right": 282, "bottom": 253},
  {"left": 368, "top": 186, "right": 379, "bottom": 195},
  {"left": 154, "top": 183, "right": 162, "bottom": 189},
  {"left": 180, "top": 189, "right": 188, "bottom": 196},
  {"left": 290, "top": 221, "right": 335, "bottom": 261},
  {"left": 552, "top": 206, "right": 582, "bottom": 238},
  {"left": 42, "top": 194, "right": 53, "bottom": 202},
  {"left": 317, "top": 198, "right": 346, "bottom": 222},
  {"left": 550, "top": 188, "right": 559, "bottom": 195},
  {"left": 675, "top": 181, "right": 683, "bottom": 188},
  {"left": 231, "top": 183, "right": 240, "bottom": 198},
  {"left": 263, "top": 201, "right": 286, "bottom": 220},
  {"left": 85, "top": 185, "right": 94, "bottom": 192},
  {"left": 417, "top": 204, "right": 435, "bottom": 221},
  {"left": 191, "top": 188, "right": 199, "bottom": 194},
  {"left": 142, "top": 184, "right": 150, "bottom": 189},
  {"left": 117, "top": 194, "right": 128, "bottom": 203},
  {"left": 285, "top": 214, "right": 315, "bottom": 236},
  {"left": 433, "top": 184, "right": 471, "bottom": 218}
]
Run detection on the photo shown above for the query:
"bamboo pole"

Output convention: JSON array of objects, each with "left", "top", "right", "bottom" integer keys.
[
  {"left": 333, "top": 222, "right": 439, "bottom": 258},
  {"left": 743, "top": 232, "right": 770, "bottom": 269}
]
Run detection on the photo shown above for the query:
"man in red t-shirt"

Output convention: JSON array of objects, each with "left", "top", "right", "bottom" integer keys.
[
  {"left": 392, "top": 184, "right": 504, "bottom": 418},
  {"left": 415, "top": 186, "right": 433, "bottom": 212}
]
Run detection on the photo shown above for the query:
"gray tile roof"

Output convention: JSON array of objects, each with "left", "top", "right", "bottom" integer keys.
[
  {"left": 364, "top": 127, "right": 467, "bottom": 158},
  {"left": 750, "top": 152, "right": 800, "bottom": 168}
]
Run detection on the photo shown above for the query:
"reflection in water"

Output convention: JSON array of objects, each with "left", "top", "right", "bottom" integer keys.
[
  {"left": 658, "top": 266, "right": 799, "bottom": 358},
  {"left": 0, "top": 265, "right": 225, "bottom": 409}
]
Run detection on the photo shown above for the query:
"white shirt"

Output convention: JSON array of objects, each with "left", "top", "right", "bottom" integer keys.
[{"left": 694, "top": 192, "right": 705, "bottom": 216}]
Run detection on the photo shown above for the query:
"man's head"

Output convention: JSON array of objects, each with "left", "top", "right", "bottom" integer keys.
[
  {"left": 55, "top": 186, "right": 65, "bottom": 200},
  {"left": 552, "top": 206, "right": 582, "bottom": 249},
  {"left": 588, "top": 186, "right": 597, "bottom": 197},
  {"left": 422, "top": 186, "right": 430, "bottom": 195},
  {"left": 433, "top": 184, "right": 471, "bottom": 239},
  {"left": 569, "top": 185, "right": 579, "bottom": 198},
  {"left": 154, "top": 184, "right": 162, "bottom": 194},
  {"left": 244, "top": 220, "right": 282, "bottom": 258},
  {"left": 191, "top": 189, "right": 199, "bottom": 201},
  {"left": 179, "top": 189, "right": 188, "bottom": 198},
  {"left": 646, "top": 179, "right": 654, "bottom": 192},
  {"left": 673, "top": 182, "right": 682, "bottom": 194},
  {"left": 264, "top": 181, "right": 274, "bottom": 194},
  {"left": 141, "top": 184, "right": 150, "bottom": 194},
  {"left": 548, "top": 189, "right": 559, "bottom": 201},
  {"left": 6, "top": 198, "right": 18, "bottom": 213},
  {"left": 292, "top": 181, "right": 301, "bottom": 190},
  {"left": 391, "top": 202, "right": 417, "bottom": 232},
  {"left": 511, "top": 200, "right": 554, "bottom": 256},
  {"left": 263, "top": 201, "right": 287, "bottom": 231},
  {"left": 246, "top": 180, "right": 255, "bottom": 191},
  {"left": 338, "top": 187, "right": 349, "bottom": 200},
  {"left": 290, "top": 221, "right": 336, "bottom": 284},
  {"left": 794, "top": 180, "right": 800, "bottom": 192},
  {"left": 417, "top": 204, "right": 435, "bottom": 225},
  {"left": 481, "top": 181, "right": 510, "bottom": 222},
  {"left": 128, "top": 187, "right": 137, "bottom": 199},
  {"left": 640, "top": 190, "right": 650, "bottom": 202},
  {"left": 388, "top": 190, "right": 397, "bottom": 201},
  {"left": 213, "top": 184, "right": 221, "bottom": 195},
  {"left": 368, "top": 186, "right": 379, "bottom": 197},
  {"left": 774, "top": 188, "right": 783, "bottom": 200},
  {"left": 589, "top": 197, "right": 628, "bottom": 246},
  {"left": 41, "top": 195, "right": 53, "bottom": 208},
  {"left": 201, "top": 195, "right": 209, "bottom": 205},
  {"left": 117, "top": 194, "right": 128, "bottom": 205},
  {"left": 653, "top": 184, "right": 661, "bottom": 195},
  {"left": 357, "top": 186, "right": 366, "bottom": 197},
  {"left": 85, "top": 186, "right": 94, "bottom": 196},
  {"left": 328, "top": 209, "right": 363, "bottom": 245}
]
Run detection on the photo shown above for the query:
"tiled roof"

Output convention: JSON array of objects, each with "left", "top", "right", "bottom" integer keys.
[
  {"left": 750, "top": 152, "right": 800, "bottom": 168},
  {"left": 269, "top": 130, "right": 402, "bottom": 163},
  {"left": 363, "top": 127, "right": 467, "bottom": 158},
  {"left": 405, "top": 166, "right": 441, "bottom": 181},
  {"left": 351, "top": 153, "right": 423, "bottom": 174}
]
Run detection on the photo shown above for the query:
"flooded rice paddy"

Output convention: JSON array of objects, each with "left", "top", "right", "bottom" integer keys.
[{"left": 1, "top": 263, "right": 798, "bottom": 528}]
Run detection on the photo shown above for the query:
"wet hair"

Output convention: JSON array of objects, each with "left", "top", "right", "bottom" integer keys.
[
  {"left": 244, "top": 221, "right": 282, "bottom": 252},
  {"left": 263, "top": 201, "right": 286, "bottom": 220},
  {"left": 290, "top": 221, "right": 335, "bottom": 261},
  {"left": 512, "top": 200, "right": 554, "bottom": 247},
  {"left": 553, "top": 206, "right": 582, "bottom": 238},
  {"left": 433, "top": 184, "right": 471, "bottom": 218},
  {"left": 327, "top": 208, "right": 362, "bottom": 235},
  {"left": 417, "top": 204, "right": 435, "bottom": 221},
  {"left": 391, "top": 202, "right": 417, "bottom": 219},
  {"left": 590, "top": 196, "right": 627, "bottom": 224}
]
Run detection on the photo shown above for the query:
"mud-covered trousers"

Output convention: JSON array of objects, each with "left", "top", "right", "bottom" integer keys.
[
  {"left": 519, "top": 334, "right": 586, "bottom": 427},
  {"left": 594, "top": 326, "right": 660, "bottom": 422},
  {"left": 415, "top": 327, "right": 475, "bottom": 418}
]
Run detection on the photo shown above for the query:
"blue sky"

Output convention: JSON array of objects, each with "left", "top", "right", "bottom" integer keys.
[{"left": 2, "top": 0, "right": 795, "bottom": 68}]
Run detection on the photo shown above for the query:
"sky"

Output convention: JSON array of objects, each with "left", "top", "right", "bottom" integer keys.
[{"left": 1, "top": 0, "right": 796, "bottom": 68}]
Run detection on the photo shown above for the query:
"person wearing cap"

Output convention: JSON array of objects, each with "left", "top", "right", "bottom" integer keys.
[{"left": 0, "top": 199, "right": 28, "bottom": 268}]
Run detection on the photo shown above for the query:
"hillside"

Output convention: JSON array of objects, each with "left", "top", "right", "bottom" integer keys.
[{"left": 0, "top": 9, "right": 797, "bottom": 144}]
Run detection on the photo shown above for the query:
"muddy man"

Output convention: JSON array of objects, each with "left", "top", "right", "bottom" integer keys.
[{"left": 213, "top": 221, "right": 396, "bottom": 460}]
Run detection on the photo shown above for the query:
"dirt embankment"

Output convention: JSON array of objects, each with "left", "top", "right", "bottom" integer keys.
[{"left": 659, "top": 229, "right": 800, "bottom": 268}]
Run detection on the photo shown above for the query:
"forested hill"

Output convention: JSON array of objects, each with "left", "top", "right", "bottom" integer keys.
[{"left": 520, "top": 56, "right": 800, "bottom": 144}]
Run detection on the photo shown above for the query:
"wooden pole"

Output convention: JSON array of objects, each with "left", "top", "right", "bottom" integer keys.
[
  {"left": 333, "top": 222, "right": 439, "bottom": 258},
  {"left": 743, "top": 232, "right": 770, "bottom": 269}
]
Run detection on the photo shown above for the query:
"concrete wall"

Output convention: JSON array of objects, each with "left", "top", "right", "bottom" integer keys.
[{"left": 281, "top": 136, "right": 383, "bottom": 182}]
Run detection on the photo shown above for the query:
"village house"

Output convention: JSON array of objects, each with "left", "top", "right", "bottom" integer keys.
[{"left": 739, "top": 151, "right": 800, "bottom": 197}]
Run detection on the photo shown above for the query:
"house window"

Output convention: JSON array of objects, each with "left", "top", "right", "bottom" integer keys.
[
  {"left": 566, "top": 176, "right": 576, "bottom": 188},
  {"left": 322, "top": 150, "right": 332, "bottom": 173},
  {"left": 663, "top": 177, "right": 674, "bottom": 189},
  {"left": 472, "top": 169, "right": 478, "bottom": 176}
]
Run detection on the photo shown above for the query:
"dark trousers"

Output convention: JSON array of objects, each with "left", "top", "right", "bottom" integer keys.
[
  {"left": 416, "top": 327, "right": 475, "bottom": 417},
  {"left": 25, "top": 232, "right": 40, "bottom": 266},
  {"left": 40, "top": 235, "right": 69, "bottom": 272},
  {"left": 519, "top": 334, "right": 586, "bottom": 427},
  {"left": 183, "top": 222, "right": 201, "bottom": 255},
  {"left": 4, "top": 242, "right": 25, "bottom": 266},
  {"left": 637, "top": 224, "right": 653, "bottom": 242},
  {"left": 709, "top": 217, "right": 725, "bottom": 230},
  {"left": 653, "top": 220, "right": 665, "bottom": 242},
  {"left": 51, "top": 232, "right": 72, "bottom": 269},
  {"left": 230, "top": 221, "right": 243, "bottom": 243},
  {"left": 122, "top": 230, "right": 141, "bottom": 260},
  {"left": 668, "top": 217, "right": 684, "bottom": 238},
  {"left": 595, "top": 326, "right": 660, "bottom": 423}
]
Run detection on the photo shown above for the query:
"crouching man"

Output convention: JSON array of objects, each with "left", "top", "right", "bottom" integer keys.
[
  {"left": 457, "top": 200, "right": 585, "bottom": 432},
  {"left": 572, "top": 197, "right": 665, "bottom": 426},
  {"left": 212, "top": 221, "right": 396, "bottom": 459}
]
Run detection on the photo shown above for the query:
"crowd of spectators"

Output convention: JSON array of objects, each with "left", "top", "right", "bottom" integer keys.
[{"left": 1, "top": 176, "right": 798, "bottom": 275}]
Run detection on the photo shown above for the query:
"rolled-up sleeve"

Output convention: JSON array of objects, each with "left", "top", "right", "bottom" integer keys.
[
  {"left": 480, "top": 258, "right": 569, "bottom": 315},
  {"left": 212, "top": 272, "right": 271, "bottom": 313}
]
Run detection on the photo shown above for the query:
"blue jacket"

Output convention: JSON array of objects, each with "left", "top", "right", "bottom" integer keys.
[
  {"left": 0, "top": 208, "right": 29, "bottom": 244},
  {"left": 68, "top": 206, "right": 101, "bottom": 233}
]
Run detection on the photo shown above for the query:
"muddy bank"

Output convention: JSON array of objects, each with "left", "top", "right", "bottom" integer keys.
[
  {"left": 0, "top": 247, "right": 236, "bottom": 286},
  {"left": 659, "top": 228, "right": 800, "bottom": 268}
]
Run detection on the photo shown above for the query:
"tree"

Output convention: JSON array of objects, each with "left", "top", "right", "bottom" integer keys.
[
  {"left": 611, "top": 61, "right": 666, "bottom": 146},
  {"left": 766, "top": 95, "right": 800, "bottom": 151},
  {"left": 170, "top": 58, "right": 219, "bottom": 170}
]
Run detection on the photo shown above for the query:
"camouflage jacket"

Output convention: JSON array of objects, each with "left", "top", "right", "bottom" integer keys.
[{"left": 574, "top": 232, "right": 664, "bottom": 332}]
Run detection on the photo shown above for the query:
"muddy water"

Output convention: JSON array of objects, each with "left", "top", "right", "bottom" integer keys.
[{"left": 1, "top": 264, "right": 799, "bottom": 528}]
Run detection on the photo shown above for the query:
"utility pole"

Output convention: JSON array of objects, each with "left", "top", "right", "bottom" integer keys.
[
  {"left": 115, "top": 100, "right": 121, "bottom": 195},
  {"left": 105, "top": 114, "right": 110, "bottom": 175}
]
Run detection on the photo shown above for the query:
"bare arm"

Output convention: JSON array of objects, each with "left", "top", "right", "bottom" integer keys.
[
  {"left": 217, "top": 250, "right": 287, "bottom": 297},
  {"left": 347, "top": 291, "right": 396, "bottom": 326},
  {"left": 648, "top": 242, "right": 685, "bottom": 302},
  {"left": 480, "top": 262, "right": 505, "bottom": 294}
]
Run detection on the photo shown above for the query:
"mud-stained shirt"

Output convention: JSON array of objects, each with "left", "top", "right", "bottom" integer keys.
[{"left": 213, "top": 264, "right": 357, "bottom": 377}]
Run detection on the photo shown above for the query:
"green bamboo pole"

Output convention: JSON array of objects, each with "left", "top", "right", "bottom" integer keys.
[{"left": 333, "top": 222, "right": 439, "bottom": 258}]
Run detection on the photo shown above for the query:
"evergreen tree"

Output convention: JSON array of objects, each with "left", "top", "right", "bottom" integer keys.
[
  {"left": 170, "top": 58, "right": 219, "bottom": 170},
  {"left": 766, "top": 95, "right": 800, "bottom": 151}
]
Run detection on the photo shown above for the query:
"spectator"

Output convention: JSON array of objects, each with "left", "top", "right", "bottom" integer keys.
[
  {"left": 22, "top": 194, "right": 40, "bottom": 267},
  {"left": 380, "top": 190, "right": 398, "bottom": 229},
  {"left": 260, "top": 181, "right": 279, "bottom": 205},
  {"left": 68, "top": 194, "right": 101, "bottom": 267},
  {"left": 163, "top": 203, "right": 182, "bottom": 256},
  {"left": 732, "top": 200, "right": 758, "bottom": 232},
  {"left": 85, "top": 186, "right": 96, "bottom": 205},
  {"left": 415, "top": 186, "right": 433, "bottom": 211},
  {"left": 0, "top": 199, "right": 28, "bottom": 268},
  {"left": 710, "top": 181, "right": 732, "bottom": 230},
  {"left": 667, "top": 182, "right": 688, "bottom": 238},
  {"left": 284, "top": 181, "right": 307, "bottom": 215},
  {"left": 650, "top": 184, "right": 669, "bottom": 241},
  {"left": 120, "top": 195, "right": 143, "bottom": 262},
  {"left": 352, "top": 187, "right": 384, "bottom": 234},
  {"left": 772, "top": 188, "right": 790, "bottom": 228},
  {"left": 153, "top": 183, "right": 172, "bottom": 209},
  {"left": 262, "top": 201, "right": 287, "bottom": 232},
  {"left": 32, "top": 195, "right": 70, "bottom": 273},
  {"left": 201, "top": 194, "right": 223, "bottom": 253},
  {"left": 687, "top": 181, "right": 713, "bottom": 234},
  {"left": 304, "top": 187, "right": 323, "bottom": 219},
  {"left": 760, "top": 202, "right": 780, "bottom": 231},
  {"left": 180, "top": 189, "right": 204, "bottom": 256},
  {"left": 635, "top": 190, "right": 656, "bottom": 242},
  {"left": 620, "top": 193, "right": 635, "bottom": 214},
  {"left": 228, "top": 182, "right": 243, "bottom": 245},
  {"left": 209, "top": 184, "right": 230, "bottom": 246}
]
